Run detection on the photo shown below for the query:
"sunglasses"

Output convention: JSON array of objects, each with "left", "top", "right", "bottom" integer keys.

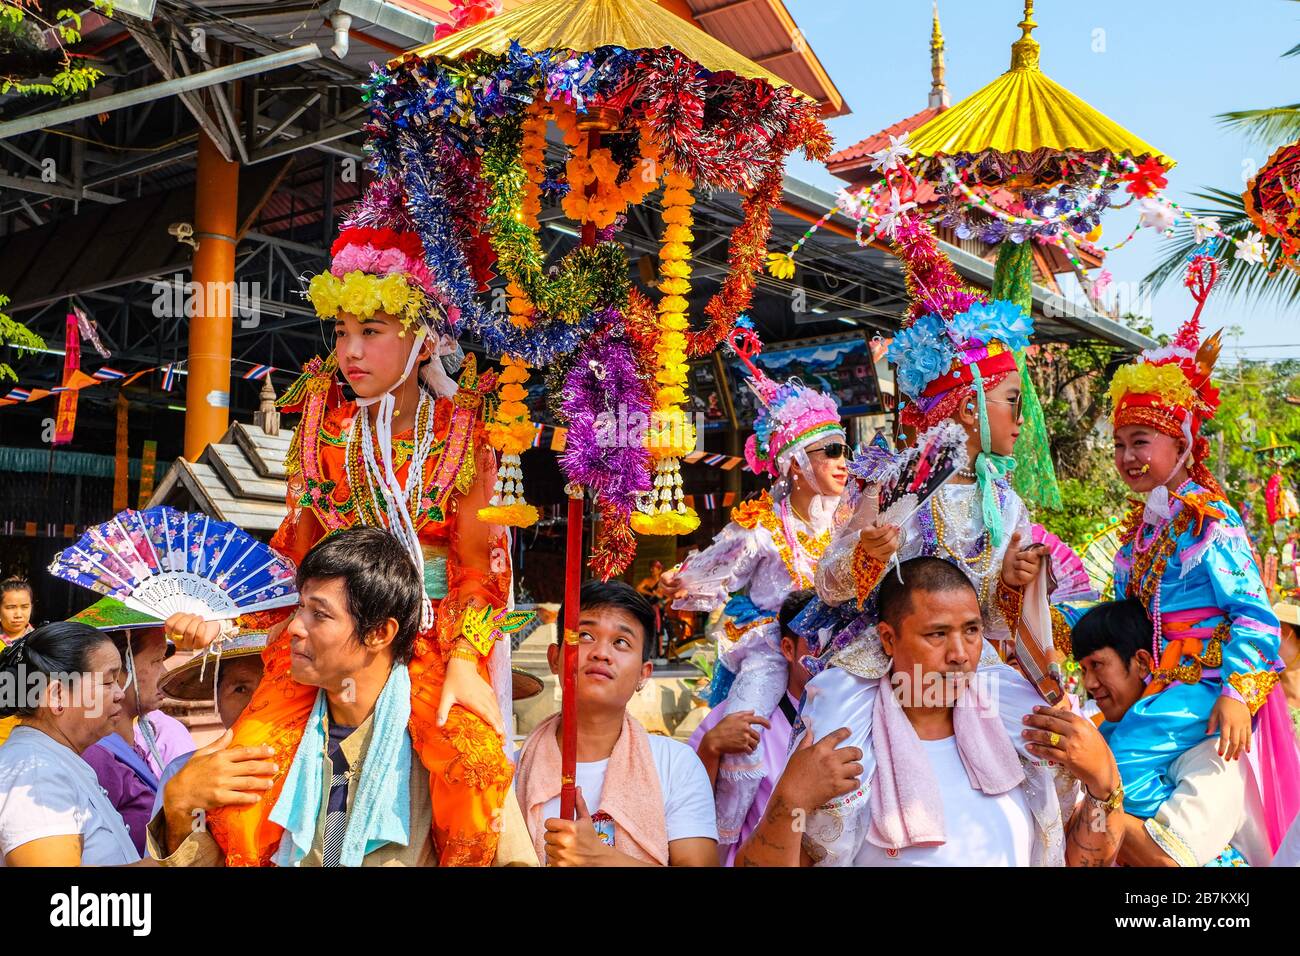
[
  {"left": 985, "top": 394, "right": 1024, "bottom": 420},
  {"left": 807, "top": 442, "right": 849, "bottom": 460}
]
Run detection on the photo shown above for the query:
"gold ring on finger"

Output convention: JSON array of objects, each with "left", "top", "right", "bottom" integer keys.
[{"left": 1048, "top": 732, "right": 1062, "bottom": 748}]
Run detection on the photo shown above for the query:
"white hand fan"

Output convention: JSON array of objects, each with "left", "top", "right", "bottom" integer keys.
[{"left": 50, "top": 506, "right": 298, "bottom": 620}]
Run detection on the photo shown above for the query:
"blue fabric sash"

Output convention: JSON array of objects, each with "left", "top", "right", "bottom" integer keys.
[{"left": 269, "top": 664, "right": 413, "bottom": 867}]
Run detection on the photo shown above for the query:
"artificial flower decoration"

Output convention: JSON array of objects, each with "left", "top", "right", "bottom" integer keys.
[
  {"left": 766, "top": 250, "right": 796, "bottom": 280},
  {"left": 1193, "top": 216, "right": 1221, "bottom": 244},
  {"left": 877, "top": 188, "right": 919, "bottom": 239},
  {"left": 1235, "top": 231, "right": 1267, "bottom": 265},
  {"left": 1121, "top": 156, "right": 1170, "bottom": 198},
  {"left": 1138, "top": 198, "right": 1177, "bottom": 234},
  {"left": 868, "top": 132, "right": 913, "bottom": 174},
  {"left": 480, "top": 354, "right": 540, "bottom": 527}
]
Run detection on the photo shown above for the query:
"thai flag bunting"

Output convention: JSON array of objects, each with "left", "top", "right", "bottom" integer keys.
[
  {"left": 242, "top": 364, "right": 272, "bottom": 381},
  {"left": 5, "top": 388, "right": 31, "bottom": 401},
  {"left": 532, "top": 423, "right": 545, "bottom": 448},
  {"left": 92, "top": 367, "right": 125, "bottom": 381},
  {"left": 161, "top": 364, "right": 177, "bottom": 391},
  {"left": 703, "top": 454, "right": 726, "bottom": 466}
]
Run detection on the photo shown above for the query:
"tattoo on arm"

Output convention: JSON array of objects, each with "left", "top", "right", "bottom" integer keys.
[
  {"left": 1065, "top": 802, "right": 1123, "bottom": 868},
  {"left": 733, "top": 795, "right": 803, "bottom": 868}
]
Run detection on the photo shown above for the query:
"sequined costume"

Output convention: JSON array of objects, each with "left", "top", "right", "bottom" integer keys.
[
  {"left": 207, "top": 185, "right": 517, "bottom": 867},
  {"left": 1055, "top": 255, "right": 1291, "bottom": 823},
  {"left": 672, "top": 326, "right": 844, "bottom": 847},
  {"left": 673, "top": 492, "right": 833, "bottom": 845},
  {"left": 789, "top": 144, "right": 1073, "bottom": 865}
]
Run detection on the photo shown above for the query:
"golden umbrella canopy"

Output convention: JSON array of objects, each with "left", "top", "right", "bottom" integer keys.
[
  {"left": 401, "top": 0, "right": 812, "bottom": 99},
  {"left": 908, "top": 0, "right": 1172, "bottom": 178}
]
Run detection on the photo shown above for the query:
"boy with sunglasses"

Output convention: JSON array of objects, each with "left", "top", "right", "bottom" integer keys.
[{"left": 659, "top": 329, "right": 847, "bottom": 853}]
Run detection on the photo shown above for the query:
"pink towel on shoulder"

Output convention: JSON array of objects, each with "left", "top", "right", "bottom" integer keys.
[
  {"left": 866, "top": 673, "right": 1025, "bottom": 851},
  {"left": 516, "top": 711, "right": 669, "bottom": 865}
]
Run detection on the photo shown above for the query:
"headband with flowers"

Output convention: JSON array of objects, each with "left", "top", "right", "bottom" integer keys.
[
  {"left": 304, "top": 180, "right": 453, "bottom": 336},
  {"left": 1109, "top": 253, "right": 1224, "bottom": 496},
  {"left": 728, "top": 322, "right": 844, "bottom": 482}
]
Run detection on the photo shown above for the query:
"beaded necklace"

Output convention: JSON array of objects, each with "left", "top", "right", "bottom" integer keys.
[
  {"left": 1125, "top": 508, "right": 1193, "bottom": 658},
  {"left": 927, "top": 487, "right": 997, "bottom": 608},
  {"left": 345, "top": 394, "right": 436, "bottom": 530},
  {"left": 745, "top": 495, "right": 830, "bottom": 589}
]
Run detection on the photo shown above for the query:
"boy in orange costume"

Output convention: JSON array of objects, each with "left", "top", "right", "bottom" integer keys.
[{"left": 165, "top": 183, "right": 523, "bottom": 866}]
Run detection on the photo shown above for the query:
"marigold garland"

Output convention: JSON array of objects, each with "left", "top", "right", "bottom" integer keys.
[
  {"left": 554, "top": 102, "right": 663, "bottom": 229},
  {"left": 479, "top": 354, "right": 539, "bottom": 527},
  {"left": 480, "top": 114, "right": 630, "bottom": 325},
  {"left": 633, "top": 167, "right": 700, "bottom": 537},
  {"left": 519, "top": 101, "right": 547, "bottom": 231}
]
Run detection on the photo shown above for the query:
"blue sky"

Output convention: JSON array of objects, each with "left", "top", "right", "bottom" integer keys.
[{"left": 781, "top": 0, "right": 1300, "bottom": 358}]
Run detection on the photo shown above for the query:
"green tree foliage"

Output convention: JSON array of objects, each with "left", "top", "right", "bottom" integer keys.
[
  {"left": 0, "top": 294, "right": 44, "bottom": 384},
  {"left": 0, "top": 1, "right": 111, "bottom": 97},
  {"left": 1202, "top": 359, "right": 1300, "bottom": 544}
]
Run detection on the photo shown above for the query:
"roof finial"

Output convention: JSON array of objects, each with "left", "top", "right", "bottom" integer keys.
[
  {"left": 1010, "top": 0, "right": 1040, "bottom": 71},
  {"left": 929, "top": 2, "right": 949, "bottom": 109}
]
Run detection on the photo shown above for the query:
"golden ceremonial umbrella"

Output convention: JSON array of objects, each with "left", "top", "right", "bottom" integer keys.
[
  {"left": 908, "top": 0, "right": 1171, "bottom": 177},
  {"left": 403, "top": 0, "right": 811, "bottom": 98},
  {"left": 906, "top": 2, "right": 1172, "bottom": 512},
  {"left": 393, "top": 0, "right": 817, "bottom": 823}
]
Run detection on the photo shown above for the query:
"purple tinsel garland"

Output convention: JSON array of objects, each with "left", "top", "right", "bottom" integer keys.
[{"left": 559, "top": 330, "right": 652, "bottom": 515}]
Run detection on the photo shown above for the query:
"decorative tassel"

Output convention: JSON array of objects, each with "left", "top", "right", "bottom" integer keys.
[{"left": 479, "top": 354, "right": 539, "bottom": 527}]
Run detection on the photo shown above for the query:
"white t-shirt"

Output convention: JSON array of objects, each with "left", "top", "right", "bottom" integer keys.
[
  {"left": 539, "top": 734, "right": 718, "bottom": 846},
  {"left": 852, "top": 735, "right": 1034, "bottom": 867},
  {"left": 0, "top": 725, "right": 139, "bottom": 865}
]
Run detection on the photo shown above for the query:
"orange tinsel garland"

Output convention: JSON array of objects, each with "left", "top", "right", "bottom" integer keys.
[{"left": 688, "top": 167, "right": 786, "bottom": 357}]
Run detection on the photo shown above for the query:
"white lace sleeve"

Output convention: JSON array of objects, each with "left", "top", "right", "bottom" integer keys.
[
  {"left": 795, "top": 666, "right": 878, "bottom": 867},
  {"left": 671, "top": 522, "right": 768, "bottom": 611}
]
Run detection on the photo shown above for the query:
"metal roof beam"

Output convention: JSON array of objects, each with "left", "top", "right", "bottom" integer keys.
[
  {"left": 0, "top": 41, "right": 322, "bottom": 143},
  {"left": 0, "top": 172, "right": 124, "bottom": 205}
]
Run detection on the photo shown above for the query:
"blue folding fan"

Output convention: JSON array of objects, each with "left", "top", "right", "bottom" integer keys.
[{"left": 50, "top": 507, "right": 297, "bottom": 620}]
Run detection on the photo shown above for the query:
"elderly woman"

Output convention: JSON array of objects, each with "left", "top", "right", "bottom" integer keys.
[
  {"left": 82, "top": 626, "right": 193, "bottom": 855},
  {"left": 0, "top": 621, "right": 144, "bottom": 866}
]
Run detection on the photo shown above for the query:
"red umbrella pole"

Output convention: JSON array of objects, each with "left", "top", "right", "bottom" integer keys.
[{"left": 559, "top": 124, "right": 604, "bottom": 821}]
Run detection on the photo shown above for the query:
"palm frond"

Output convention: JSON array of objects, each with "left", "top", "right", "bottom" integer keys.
[
  {"left": 1217, "top": 106, "right": 1300, "bottom": 147},
  {"left": 1142, "top": 187, "right": 1300, "bottom": 308}
]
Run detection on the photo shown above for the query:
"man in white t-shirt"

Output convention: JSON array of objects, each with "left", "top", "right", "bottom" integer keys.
[
  {"left": 736, "top": 557, "right": 1125, "bottom": 867},
  {"left": 515, "top": 580, "right": 718, "bottom": 866}
]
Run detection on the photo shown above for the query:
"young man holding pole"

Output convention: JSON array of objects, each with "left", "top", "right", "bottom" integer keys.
[{"left": 515, "top": 580, "right": 718, "bottom": 866}]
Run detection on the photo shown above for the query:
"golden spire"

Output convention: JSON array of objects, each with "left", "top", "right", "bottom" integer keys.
[
  {"left": 1010, "top": 0, "right": 1040, "bottom": 71},
  {"left": 929, "top": 2, "right": 949, "bottom": 109}
]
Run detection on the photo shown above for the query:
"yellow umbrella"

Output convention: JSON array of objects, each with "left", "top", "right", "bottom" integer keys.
[
  {"left": 401, "top": 0, "right": 812, "bottom": 98},
  {"left": 908, "top": 0, "right": 1172, "bottom": 171}
]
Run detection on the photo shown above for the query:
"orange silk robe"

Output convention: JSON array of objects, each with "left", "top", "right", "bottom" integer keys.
[{"left": 208, "top": 390, "right": 513, "bottom": 866}]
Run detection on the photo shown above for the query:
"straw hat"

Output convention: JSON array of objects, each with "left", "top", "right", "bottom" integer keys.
[{"left": 161, "top": 631, "right": 269, "bottom": 702}]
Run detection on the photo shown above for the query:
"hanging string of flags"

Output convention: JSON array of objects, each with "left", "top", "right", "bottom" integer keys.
[
  {"left": 0, "top": 357, "right": 284, "bottom": 406},
  {"left": 3, "top": 357, "right": 754, "bottom": 489}
]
